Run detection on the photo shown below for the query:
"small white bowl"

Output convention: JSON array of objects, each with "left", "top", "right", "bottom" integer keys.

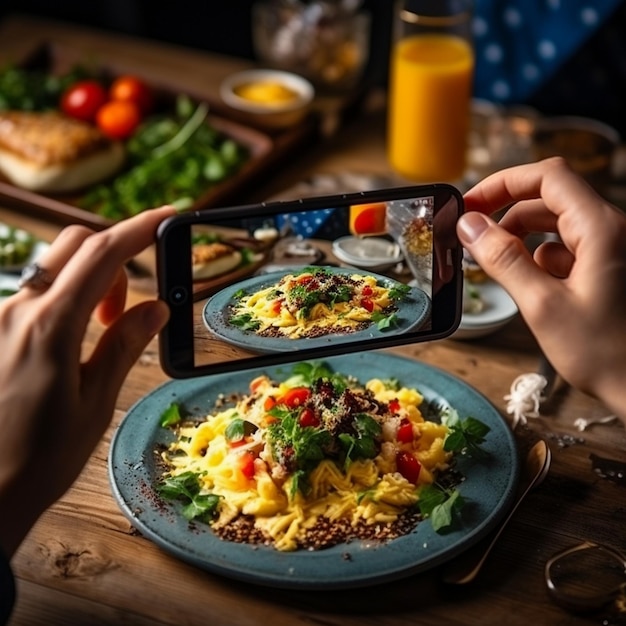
[
  {"left": 453, "top": 281, "right": 518, "bottom": 340},
  {"left": 332, "top": 236, "right": 403, "bottom": 271},
  {"left": 220, "top": 69, "right": 314, "bottom": 130}
]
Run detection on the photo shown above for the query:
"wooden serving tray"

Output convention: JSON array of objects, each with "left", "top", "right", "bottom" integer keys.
[{"left": 0, "top": 41, "right": 319, "bottom": 229}]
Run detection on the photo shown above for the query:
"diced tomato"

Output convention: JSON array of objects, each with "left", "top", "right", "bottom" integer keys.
[
  {"left": 298, "top": 407, "right": 320, "bottom": 428},
  {"left": 396, "top": 419, "right": 414, "bottom": 443},
  {"left": 297, "top": 275, "right": 313, "bottom": 285},
  {"left": 264, "top": 396, "right": 277, "bottom": 412},
  {"left": 396, "top": 451, "right": 421, "bottom": 483},
  {"left": 270, "top": 299, "right": 283, "bottom": 314},
  {"left": 250, "top": 375, "right": 269, "bottom": 394},
  {"left": 361, "top": 298, "right": 374, "bottom": 312},
  {"left": 362, "top": 285, "right": 373, "bottom": 296},
  {"left": 278, "top": 387, "right": 310, "bottom": 408},
  {"left": 239, "top": 452, "right": 256, "bottom": 480},
  {"left": 388, "top": 399, "right": 401, "bottom": 413}
]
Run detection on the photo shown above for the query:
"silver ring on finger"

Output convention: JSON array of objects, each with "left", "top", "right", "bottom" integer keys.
[{"left": 18, "top": 262, "right": 54, "bottom": 291}]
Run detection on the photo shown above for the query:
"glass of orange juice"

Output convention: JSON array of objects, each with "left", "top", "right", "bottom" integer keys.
[
  {"left": 349, "top": 202, "right": 388, "bottom": 237},
  {"left": 387, "top": 0, "right": 474, "bottom": 183}
]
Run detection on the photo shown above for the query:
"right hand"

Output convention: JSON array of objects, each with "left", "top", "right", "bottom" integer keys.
[{"left": 457, "top": 157, "right": 626, "bottom": 420}]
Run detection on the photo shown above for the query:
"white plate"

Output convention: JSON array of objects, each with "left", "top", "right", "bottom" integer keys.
[
  {"left": 332, "top": 236, "right": 402, "bottom": 270},
  {"left": 453, "top": 280, "right": 518, "bottom": 339}
]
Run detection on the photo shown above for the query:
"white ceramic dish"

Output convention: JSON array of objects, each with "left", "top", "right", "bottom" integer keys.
[
  {"left": 453, "top": 280, "right": 518, "bottom": 340},
  {"left": 220, "top": 69, "right": 314, "bottom": 130},
  {"left": 332, "top": 235, "right": 402, "bottom": 271}
]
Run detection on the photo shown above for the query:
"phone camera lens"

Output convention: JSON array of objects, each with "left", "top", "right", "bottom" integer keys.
[{"left": 169, "top": 286, "right": 188, "bottom": 305}]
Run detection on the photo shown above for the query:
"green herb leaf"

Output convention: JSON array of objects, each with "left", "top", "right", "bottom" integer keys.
[
  {"left": 224, "top": 416, "right": 257, "bottom": 443},
  {"left": 156, "top": 471, "right": 221, "bottom": 521},
  {"left": 371, "top": 311, "right": 398, "bottom": 330},
  {"left": 160, "top": 402, "right": 182, "bottom": 427},
  {"left": 443, "top": 416, "right": 491, "bottom": 460},
  {"left": 229, "top": 313, "right": 261, "bottom": 331},
  {"left": 418, "top": 484, "right": 464, "bottom": 532}
]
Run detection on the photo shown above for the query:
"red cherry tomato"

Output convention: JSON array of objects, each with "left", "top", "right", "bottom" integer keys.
[
  {"left": 388, "top": 399, "right": 401, "bottom": 414},
  {"left": 110, "top": 75, "right": 153, "bottom": 114},
  {"left": 278, "top": 387, "right": 311, "bottom": 409},
  {"left": 396, "top": 419, "right": 414, "bottom": 443},
  {"left": 96, "top": 100, "right": 142, "bottom": 140},
  {"left": 299, "top": 407, "right": 320, "bottom": 428},
  {"left": 60, "top": 80, "right": 108, "bottom": 122},
  {"left": 396, "top": 451, "right": 421, "bottom": 483}
]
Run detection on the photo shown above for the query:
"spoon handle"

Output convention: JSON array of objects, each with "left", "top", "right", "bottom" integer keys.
[{"left": 441, "top": 441, "right": 551, "bottom": 585}]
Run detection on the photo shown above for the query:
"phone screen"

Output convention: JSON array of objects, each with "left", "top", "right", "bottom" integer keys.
[{"left": 156, "top": 184, "right": 463, "bottom": 378}]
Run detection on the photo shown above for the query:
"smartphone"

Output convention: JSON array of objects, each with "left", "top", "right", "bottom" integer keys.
[{"left": 156, "top": 184, "right": 463, "bottom": 378}]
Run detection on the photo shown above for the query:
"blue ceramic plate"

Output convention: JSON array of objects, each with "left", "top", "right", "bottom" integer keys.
[
  {"left": 202, "top": 267, "right": 431, "bottom": 353},
  {"left": 108, "top": 352, "right": 519, "bottom": 589}
]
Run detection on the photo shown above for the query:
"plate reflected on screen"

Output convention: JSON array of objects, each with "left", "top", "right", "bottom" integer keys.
[{"left": 332, "top": 235, "right": 403, "bottom": 271}]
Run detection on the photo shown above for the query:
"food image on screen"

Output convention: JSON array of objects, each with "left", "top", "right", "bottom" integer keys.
[
  {"left": 227, "top": 266, "right": 411, "bottom": 339},
  {"left": 156, "top": 361, "right": 490, "bottom": 552}
]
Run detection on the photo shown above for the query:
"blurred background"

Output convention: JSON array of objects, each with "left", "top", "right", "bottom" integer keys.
[{"left": 2, "top": 0, "right": 626, "bottom": 137}]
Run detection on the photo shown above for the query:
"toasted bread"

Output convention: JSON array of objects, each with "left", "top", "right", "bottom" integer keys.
[
  {"left": 192, "top": 242, "right": 242, "bottom": 280},
  {"left": 0, "top": 111, "right": 125, "bottom": 193}
]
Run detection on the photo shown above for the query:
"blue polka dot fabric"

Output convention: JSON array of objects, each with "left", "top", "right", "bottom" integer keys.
[
  {"left": 276, "top": 209, "right": 335, "bottom": 237},
  {"left": 473, "top": 0, "right": 623, "bottom": 104}
]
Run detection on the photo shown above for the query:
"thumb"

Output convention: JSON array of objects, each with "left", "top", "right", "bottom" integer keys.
[
  {"left": 456, "top": 212, "right": 553, "bottom": 307},
  {"left": 85, "top": 300, "right": 170, "bottom": 397}
]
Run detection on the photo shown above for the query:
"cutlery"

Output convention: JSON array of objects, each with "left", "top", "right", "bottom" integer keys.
[{"left": 442, "top": 439, "right": 552, "bottom": 585}]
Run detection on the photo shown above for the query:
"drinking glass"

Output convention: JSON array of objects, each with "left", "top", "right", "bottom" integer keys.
[{"left": 387, "top": 0, "right": 474, "bottom": 183}]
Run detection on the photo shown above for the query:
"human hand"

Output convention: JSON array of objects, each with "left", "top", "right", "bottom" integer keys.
[
  {"left": 457, "top": 157, "right": 626, "bottom": 420},
  {"left": 0, "top": 206, "right": 176, "bottom": 558}
]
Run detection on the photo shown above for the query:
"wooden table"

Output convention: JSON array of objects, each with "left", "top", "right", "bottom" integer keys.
[{"left": 2, "top": 15, "right": 625, "bottom": 626}]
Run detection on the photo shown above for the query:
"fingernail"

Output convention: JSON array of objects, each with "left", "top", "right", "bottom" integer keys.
[{"left": 457, "top": 212, "right": 490, "bottom": 243}]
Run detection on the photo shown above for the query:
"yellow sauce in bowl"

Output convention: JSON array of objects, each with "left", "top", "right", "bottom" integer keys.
[{"left": 234, "top": 81, "right": 299, "bottom": 106}]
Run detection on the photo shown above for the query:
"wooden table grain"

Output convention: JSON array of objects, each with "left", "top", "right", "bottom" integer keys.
[{"left": 1, "top": 14, "right": 625, "bottom": 626}]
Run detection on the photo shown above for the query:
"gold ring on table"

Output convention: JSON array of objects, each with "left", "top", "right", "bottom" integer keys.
[{"left": 17, "top": 262, "right": 54, "bottom": 291}]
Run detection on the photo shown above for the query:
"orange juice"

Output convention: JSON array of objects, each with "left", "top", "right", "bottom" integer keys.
[
  {"left": 388, "top": 34, "right": 474, "bottom": 182},
  {"left": 349, "top": 202, "right": 387, "bottom": 236}
]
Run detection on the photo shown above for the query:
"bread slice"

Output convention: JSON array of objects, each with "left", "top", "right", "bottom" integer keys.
[
  {"left": 192, "top": 242, "right": 243, "bottom": 280},
  {"left": 0, "top": 111, "right": 125, "bottom": 193}
]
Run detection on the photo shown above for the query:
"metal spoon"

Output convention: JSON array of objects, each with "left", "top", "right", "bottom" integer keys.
[{"left": 442, "top": 439, "right": 552, "bottom": 585}]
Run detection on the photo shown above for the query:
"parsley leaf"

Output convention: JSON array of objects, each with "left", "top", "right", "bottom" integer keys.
[
  {"left": 156, "top": 471, "right": 221, "bottom": 522},
  {"left": 229, "top": 313, "right": 261, "bottom": 331},
  {"left": 443, "top": 412, "right": 491, "bottom": 460},
  {"left": 418, "top": 483, "right": 464, "bottom": 532},
  {"left": 159, "top": 402, "right": 182, "bottom": 427},
  {"left": 388, "top": 283, "right": 411, "bottom": 300},
  {"left": 371, "top": 310, "right": 399, "bottom": 330}
]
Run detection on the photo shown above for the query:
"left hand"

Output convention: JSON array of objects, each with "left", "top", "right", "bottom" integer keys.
[{"left": 0, "top": 206, "right": 175, "bottom": 558}]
